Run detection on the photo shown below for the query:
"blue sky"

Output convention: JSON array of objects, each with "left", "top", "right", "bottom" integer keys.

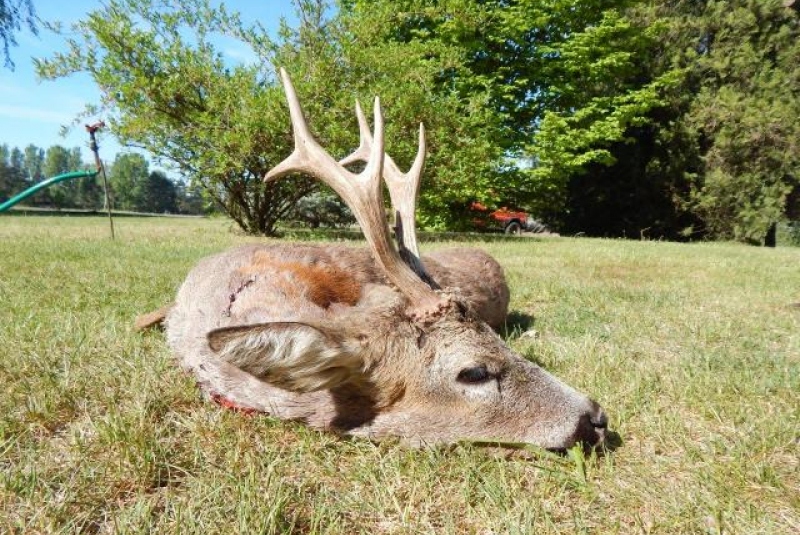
[{"left": 0, "top": 1, "right": 299, "bottom": 169}]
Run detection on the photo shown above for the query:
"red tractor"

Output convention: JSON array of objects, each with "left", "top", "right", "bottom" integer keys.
[{"left": 469, "top": 202, "right": 548, "bottom": 235}]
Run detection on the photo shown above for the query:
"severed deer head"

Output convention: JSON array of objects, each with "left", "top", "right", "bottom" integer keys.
[{"left": 162, "top": 69, "right": 607, "bottom": 450}]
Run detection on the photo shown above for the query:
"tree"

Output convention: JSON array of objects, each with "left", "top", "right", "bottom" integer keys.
[
  {"left": 36, "top": 0, "right": 514, "bottom": 232},
  {"left": 522, "top": 7, "right": 685, "bottom": 230},
  {"left": 9, "top": 146, "right": 23, "bottom": 173},
  {"left": 0, "top": 143, "right": 26, "bottom": 201},
  {"left": 174, "top": 179, "right": 207, "bottom": 215},
  {"left": 107, "top": 152, "right": 180, "bottom": 212},
  {"left": 2, "top": 145, "right": 27, "bottom": 200},
  {"left": 19, "top": 143, "right": 48, "bottom": 205},
  {"left": 22, "top": 143, "right": 42, "bottom": 182},
  {"left": 292, "top": 0, "right": 510, "bottom": 228},
  {"left": 42, "top": 145, "right": 74, "bottom": 207},
  {"left": 67, "top": 147, "right": 101, "bottom": 209},
  {"left": 528, "top": 0, "right": 799, "bottom": 240},
  {"left": 139, "top": 170, "right": 177, "bottom": 213},
  {"left": 340, "top": 1, "right": 685, "bottom": 231},
  {"left": 0, "top": 144, "right": 12, "bottom": 199},
  {"left": 286, "top": 187, "right": 354, "bottom": 229},
  {"left": 108, "top": 152, "right": 148, "bottom": 211},
  {"left": 673, "top": 1, "right": 800, "bottom": 242},
  {"left": 0, "top": 0, "right": 36, "bottom": 69},
  {"left": 36, "top": 0, "right": 317, "bottom": 235}
]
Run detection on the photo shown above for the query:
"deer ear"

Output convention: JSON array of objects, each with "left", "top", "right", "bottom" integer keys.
[{"left": 207, "top": 321, "right": 364, "bottom": 393}]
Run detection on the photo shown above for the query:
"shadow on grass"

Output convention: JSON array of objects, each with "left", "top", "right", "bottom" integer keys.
[
  {"left": 454, "top": 428, "right": 623, "bottom": 460},
  {"left": 500, "top": 310, "right": 535, "bottom": 341},
  {"left": 603, "top": 431, "right": 623, "bottom": 452}
]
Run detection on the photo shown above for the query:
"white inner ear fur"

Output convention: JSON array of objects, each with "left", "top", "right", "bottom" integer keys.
[{"left": 209, "top": 323, "right": 364, "bottom": 393}]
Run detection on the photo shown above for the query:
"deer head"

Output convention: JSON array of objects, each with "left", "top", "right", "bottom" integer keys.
[{"left": 202, "top": 69, "right": 607, "bottom": 450}]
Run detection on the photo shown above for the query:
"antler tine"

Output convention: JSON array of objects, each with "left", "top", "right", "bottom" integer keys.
[
  {"left": 339, "top": 100, "right": 372, "bottom": 167},
  {"left": 265, "top": 68, "right": 440, "bottom": 305},
  {"left": 339, "top": 105, "right": 433, "bottom": 286},
  {"left": 392, "top": 123, "right": 427, "bottom": 275},
  {"left": 265, "top": 69, "right": 315, "bottom": 182}
]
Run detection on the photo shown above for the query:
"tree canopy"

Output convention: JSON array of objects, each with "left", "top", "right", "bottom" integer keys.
[
  {"left": 34, "top": 0, "right": 800, "bottom": 242},
  {"left": 36, "top": 0, "right": 314, "bottom": 233},
  {"left": 0, "top": 0, "right": 36, "bottom": 69},
  {"left": 674, "top": 0, "right": 800, "bottom": 242}
]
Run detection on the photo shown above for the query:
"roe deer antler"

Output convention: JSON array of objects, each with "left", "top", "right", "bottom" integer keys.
[
  {"left": 265, "top": 68, "right": 444, "bottom": 311},
  {"left": 339, "top": 102, "right": 429, "bottom": 284}
]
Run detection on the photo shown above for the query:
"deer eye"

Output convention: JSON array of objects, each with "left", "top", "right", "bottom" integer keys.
[{"left": 457, "top": 365, "right": 492, "bottom": 384}]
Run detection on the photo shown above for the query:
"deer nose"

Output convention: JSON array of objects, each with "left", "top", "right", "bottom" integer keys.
[
  {"left": 590, "top": 403, "right": 608, "bottom": 429},
  {"left": 573, "top": 401, "right": 608, "bottom": 447}
]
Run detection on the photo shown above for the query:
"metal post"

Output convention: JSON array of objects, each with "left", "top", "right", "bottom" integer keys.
[{"left": 86, "top": 122, "right": 115, "bottom": 240}]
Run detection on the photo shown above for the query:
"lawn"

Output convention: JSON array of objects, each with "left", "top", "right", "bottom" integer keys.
[{"left": 1, "top": 215, "right": 798, "bottom": 534}]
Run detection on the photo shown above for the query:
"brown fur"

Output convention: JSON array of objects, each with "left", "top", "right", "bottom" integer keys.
[
  {"left": 239, "top": 251, "right": 362, "bottom": 309},
  {"left": 139, "top": 246, "right": 508, "bottom": 332}
]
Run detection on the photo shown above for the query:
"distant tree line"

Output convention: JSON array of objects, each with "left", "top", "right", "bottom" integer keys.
[
  {"left": 35, "top": 0, "right": 800, "bottom": 242},
  {"left": 0, "top": 143, "right": 206, "bottom": 214}
]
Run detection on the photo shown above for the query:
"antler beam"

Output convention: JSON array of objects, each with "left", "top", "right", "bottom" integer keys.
[
  {"left": 265, "top": 68, "right": 441, "bottom": 306},
  {"left": 339, "top": 102, "right": 433, "bottom": 286}
]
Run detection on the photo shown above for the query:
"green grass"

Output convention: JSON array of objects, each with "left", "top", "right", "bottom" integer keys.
[{"left": 1, "top": 215, "right": 798, "bottom": 534}]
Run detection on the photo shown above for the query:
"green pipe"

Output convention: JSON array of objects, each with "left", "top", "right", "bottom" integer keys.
[{"left": 0, "top": 170, "right": 100, "bottom": 213}]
